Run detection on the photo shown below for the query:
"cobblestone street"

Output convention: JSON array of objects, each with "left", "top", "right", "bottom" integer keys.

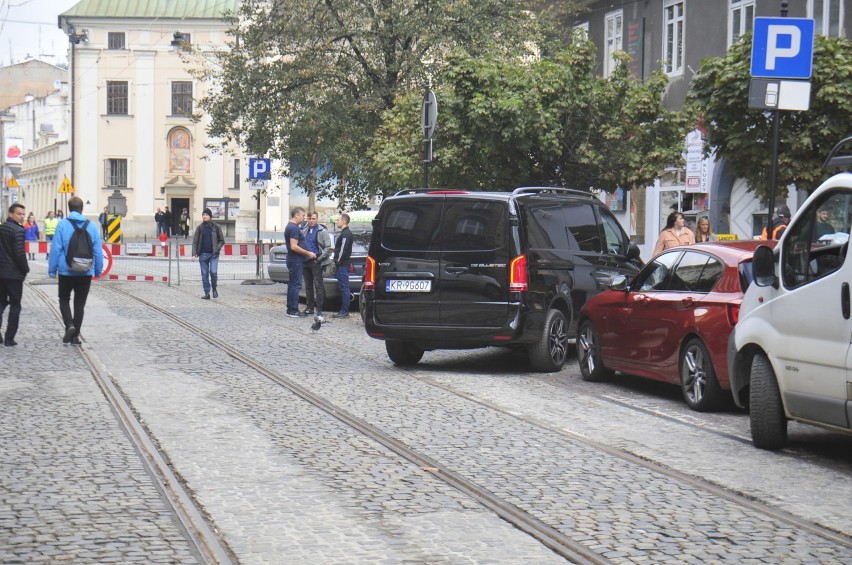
[{"left": 2, "top": 271, "right": 851, "bottom": 564}]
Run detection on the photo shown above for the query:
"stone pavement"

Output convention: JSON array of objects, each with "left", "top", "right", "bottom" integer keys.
[
  {"left": 2, "top": 272, "right": 851, "bottom": 564},
  {"left": 0, "top": 281, "right": 200, "bottom": 564}
]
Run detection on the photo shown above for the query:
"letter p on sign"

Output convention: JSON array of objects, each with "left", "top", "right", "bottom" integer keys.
[
  {"left": 751, "top": 17, "right": 814, "bottom": 79},
  {"left": 766, "top": 25, "right": 800, "bottom": 70}
]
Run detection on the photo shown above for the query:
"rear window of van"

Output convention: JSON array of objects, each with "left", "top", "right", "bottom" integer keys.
[{"left": 380, "top": 199, "right": 508, "bottom": 252}]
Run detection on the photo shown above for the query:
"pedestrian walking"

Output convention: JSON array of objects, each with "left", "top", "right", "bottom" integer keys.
[
  {"left": 98, "top": 206, "right": 109, "bottom": 239},
  {"left": 652, "top": 212, "right": 695, "bottom": 257},
  {"left": 163, "top": 206, "right": 173, "bottom": 236},
  {"left": 302, "top": 211, "right": 333, "bottom": 317},
  {"left": 284, "top": 207, "right": 316, "bottom": 317},
  {"left": 191, "top": 208, "right": 225, "bottom": 299},
  {"left": 47, "top": 196, "right": 103, "bottom": 346},
  {"left": 43, "top": 210, "right": 58, "bottom": 242},
  {"left": 695, "top": 216, "right": 716, "bottom": 243},
  {"left": 179, "top": 208, "right": 190, "bottom": 238},
  {"left": 0, "top": 203, "right": 30, "bottom": 346},
  {"left": 155, "top": 207, "right": 166, "bottom": 237},
  {"left": 44, "top": 210, "right": 58, "bottom": 262},
  {"left": 332, "top": 213, "right": 353, "bottom": 319},
  {"left": 23, "top": 212, "right": 39, "bottom": 260}
]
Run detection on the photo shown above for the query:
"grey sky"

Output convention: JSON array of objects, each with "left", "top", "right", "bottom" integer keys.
[{"left": 0, "top": 0, "right": 80, "bottom": 67}]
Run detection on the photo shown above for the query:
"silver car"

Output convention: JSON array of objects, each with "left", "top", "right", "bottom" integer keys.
[{"left": 267, "top": 230, "right": 371, "bottom": 306}]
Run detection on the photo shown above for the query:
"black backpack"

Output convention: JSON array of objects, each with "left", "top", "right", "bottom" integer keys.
[{"left": 66, "top": 219, "right": 94, "bottom": 273}]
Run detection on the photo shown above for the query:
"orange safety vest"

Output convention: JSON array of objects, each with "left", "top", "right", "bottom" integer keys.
[{"left": 761, "top": 222, "right": 787, "bottom": 240}]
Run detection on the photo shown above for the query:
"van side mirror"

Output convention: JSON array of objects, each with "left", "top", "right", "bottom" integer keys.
[
  {"left": 752, "top": 245, "right": 777, "bottom": 288},
  {"left": 627, "top": 243, "right": 641, "bottom": 262}
]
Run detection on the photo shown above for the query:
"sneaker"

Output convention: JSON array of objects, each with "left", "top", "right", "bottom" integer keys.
[
  {"left": 212, "top": 289, "right": 219, "bottom": 298},
  {"left": 332, "top": 312, "right": 349, "bottom": 319},
  {"left": 202, "top": 293, "right": 211, "bottom": 299},
  {"left": 63, "top": 325, "right": 77, "bottom": 344},
  {"left": 286, "top": 312, "right": 301, "bottom": 318},
  {"left": 70, "top": 336, "right": 82, "bottom": 346}
]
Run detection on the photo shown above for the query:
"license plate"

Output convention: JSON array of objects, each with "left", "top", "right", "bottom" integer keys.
[{"left": 386, "top": 279, "right": 431, "bottom": 292}]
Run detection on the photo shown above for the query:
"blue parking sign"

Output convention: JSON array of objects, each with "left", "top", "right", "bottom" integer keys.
[
  {"left": 249, "top": 158, "right": 271, "bottom": 180},
  {"left": 751, "top": 18, "right": 815, "bottom": 79}
]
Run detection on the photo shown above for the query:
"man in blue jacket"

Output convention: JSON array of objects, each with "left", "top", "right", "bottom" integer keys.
[{"left": 48, "top": 196, "right": 103, "bottom": 345}]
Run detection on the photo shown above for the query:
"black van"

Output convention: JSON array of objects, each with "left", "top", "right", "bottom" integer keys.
[{"left": 361, "top": 187, "right": 642, "bottom": 371}]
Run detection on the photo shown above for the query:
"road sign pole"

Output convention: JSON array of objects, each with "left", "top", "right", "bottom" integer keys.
[
  {"left": 256, "top": 191, "right": 261, "bottom": 278},
  {"left": 767, "top": 2, "right": 789, "bottom": 230}
]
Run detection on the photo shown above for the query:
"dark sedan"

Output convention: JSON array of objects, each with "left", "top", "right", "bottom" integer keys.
[{"left": 576, "top": 240, "right": 776, "bottom": 412}]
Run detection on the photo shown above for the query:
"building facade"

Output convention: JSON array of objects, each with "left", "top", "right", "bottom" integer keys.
[
  {"left": 57, "top": 0, "right": 276, "bottom": 240},
  {"left": 574, "top": 0, "right": 848, "bottom": 258}
]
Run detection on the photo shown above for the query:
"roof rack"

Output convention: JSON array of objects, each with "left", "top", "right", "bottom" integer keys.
[
  {"left": 511, "top": 186, "right": 594, "bottom": 199},
  {"left": 392, "top": 188, "right": 471, "bottom": 196},
  {"left": 823, "top": 136, "right": 852, "bottom": 171}
]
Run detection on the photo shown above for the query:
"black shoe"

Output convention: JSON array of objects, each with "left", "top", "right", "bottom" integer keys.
[
  {"left": 70, "top": 336, "right": 82, "bottom": 346},
  {"left": 4, "top": 339, "right": 16, "bottom": 347},
  {"left": 63, "top": 325, "right": 77, "bottom": 344},
  {"left": 212, "top": 289, "right": 218, "bottom": 298},
  {"left": 332, "top": 312, "right": 349, "bottom": 319},
  {"left": 202, "top": 293, "right": 210, "bottom": 299}
]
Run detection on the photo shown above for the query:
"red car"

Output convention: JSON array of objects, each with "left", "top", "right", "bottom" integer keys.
[{"left": 576, "top": 240, "right": 776, "bottom": 412}]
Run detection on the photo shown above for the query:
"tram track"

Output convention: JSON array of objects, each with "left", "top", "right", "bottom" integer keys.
[
  {"left": 28, "top": 282, "right": 237, "bottom": 565},
  {"left": 105, "top": 282, "right": 852, "bottom": 555}
]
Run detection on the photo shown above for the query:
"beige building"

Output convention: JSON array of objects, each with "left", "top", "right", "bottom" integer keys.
[{"left": 58, "top": 0, "right": 266, "bottom": 239}]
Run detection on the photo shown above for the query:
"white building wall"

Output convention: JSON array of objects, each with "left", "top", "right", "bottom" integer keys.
[{"left": 135, "top": 51, "right": 156, "bottom": 216}]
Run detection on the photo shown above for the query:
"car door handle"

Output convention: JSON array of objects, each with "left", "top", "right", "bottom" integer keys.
[
  {"left": 445, "top": 266, "right": 468, "bottom": 274},
  {"left": 842, "top": 282, "right": 850, "bottom": 319},
  {"left": 680, "top": 297, "right": 695, "bottom": 307}
]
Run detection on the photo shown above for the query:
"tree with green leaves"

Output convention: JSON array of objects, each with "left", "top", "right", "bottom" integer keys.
[
  {"left": 685, "top": 34, "right": 852, "bottom": 200},
  {"left": 194, "top": 0, "right": 543, "bottom": 208},
  {"left": 370, "top": 44, "right": 687, "bottom": 193}
]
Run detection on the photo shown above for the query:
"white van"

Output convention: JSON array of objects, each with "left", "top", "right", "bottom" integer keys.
[{"left": 729, "top": 141, "right": 852, "bottom": 450}]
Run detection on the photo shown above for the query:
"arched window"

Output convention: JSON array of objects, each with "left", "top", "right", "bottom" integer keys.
[{"left": 167, "top": 127, "right": 192, "bottom": 173}]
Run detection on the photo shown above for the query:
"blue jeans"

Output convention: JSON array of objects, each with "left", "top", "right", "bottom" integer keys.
[
  {"left": 199, "top": 252, "right": 219, "bottom": 293},
  {"left": 336, "top": 265, "right": 350, "bottom": 315},
  {"left": 286, "top": 258, "right": 304, "bottom": 314}
]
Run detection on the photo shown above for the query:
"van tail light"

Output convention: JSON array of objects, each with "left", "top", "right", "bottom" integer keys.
[
  {"left": 509, "top": 255, "right": 528, "bottom": 292},
  {"left": 727, "top": 303, "right": 740, "bottom": 326},
  {"left": 363, "top": 255, "right": 377, "bottom": 291}
]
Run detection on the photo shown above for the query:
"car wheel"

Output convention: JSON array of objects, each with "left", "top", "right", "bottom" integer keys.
[
  {"left": 385, "top": 341, "right": 424, "bottom": 366},
  {"left": 680, "top": 338, "right": 723, "bottom": 412},
  {"left": 577, "top": 319, "right": 614, "bottom": 382},
  {"left": 749, "top": 352, "right": 788, "bottom": 450},
  {"left": 528, "top": 309, "right": 569, "bottom": 372}
]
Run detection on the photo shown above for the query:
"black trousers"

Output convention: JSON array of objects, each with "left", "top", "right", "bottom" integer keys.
[
  {"left": 0, "top": 278, "right": 23, "bottom": 341},
  {"left": 58, "top": 275, "right": 92, "bottom": 333},
  {"left": 303, "top": 260, "right": 325, "bottom": 312}
]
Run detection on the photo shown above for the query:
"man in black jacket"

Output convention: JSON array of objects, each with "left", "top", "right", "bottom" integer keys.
[
  {"left": 0, "top": 203, "right": 30, "bottom": 346},
  {"left": 332, "top": 213, "right": 353, "bottom": 319}
]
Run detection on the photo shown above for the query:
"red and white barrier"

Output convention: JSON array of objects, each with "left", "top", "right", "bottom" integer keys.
[{"left": 25, "top": 241, "right": 274, "bottom": 257}]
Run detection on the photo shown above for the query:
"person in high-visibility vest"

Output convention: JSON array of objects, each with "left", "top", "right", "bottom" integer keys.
[
  {"left": 761, "top": 206, "right": 791, "bottom": 240},
  {"left": 43, "top": 210, "right": 59, "bottom": 261},
  {"left": 43, "top": 211, "right": 58, "bottom": 242}
]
